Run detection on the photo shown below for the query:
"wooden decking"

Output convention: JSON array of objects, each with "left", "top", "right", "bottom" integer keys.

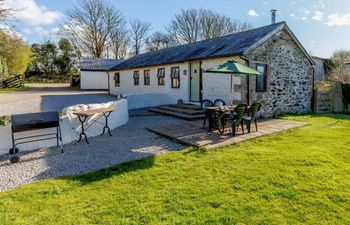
[{"left": 146, "top": 119, "right": 307, "bottom": 149}]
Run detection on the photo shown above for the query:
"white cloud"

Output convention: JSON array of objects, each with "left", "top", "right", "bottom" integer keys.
[
  {"left": 301, "top": 16, "right": 307, "bottom": 21},
  {"left": 22, "top": 26, "right": 62, "bottom": 42},
  {"left": 248, "top": 10, "right": 259, "bottom": 17},
  {"left": 310, "top": 40, "right": 316, "bottom": 44},
  {"left": 312, "top": 11, "right": 324, "bottom": 21},
  {"left": 4, "top": 0, "right": 61, "bottom": 26},
  {"left": 326, "top": 12, "right": 350, "bottom": 26}
]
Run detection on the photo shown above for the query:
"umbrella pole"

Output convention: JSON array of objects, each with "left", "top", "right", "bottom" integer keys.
[{"left": 230, "top": 73, "right": 233, "bottom": 105}]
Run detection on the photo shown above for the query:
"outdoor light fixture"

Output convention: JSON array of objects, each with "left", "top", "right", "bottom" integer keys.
[{"left": 183, "top": 69, "right": 187, "bottom": 75}]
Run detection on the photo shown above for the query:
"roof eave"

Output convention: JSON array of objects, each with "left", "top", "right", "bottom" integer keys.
[{"left": 108, "top": 53, "right": 243, "bottom": 72}]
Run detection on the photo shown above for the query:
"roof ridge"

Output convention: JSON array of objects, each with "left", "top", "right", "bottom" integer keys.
[
  {"left": 110, "top": 21, "right": 287, "bottom": 71},
  {"left": 126, "top": 21, "right": 286, "bottom": 60}
]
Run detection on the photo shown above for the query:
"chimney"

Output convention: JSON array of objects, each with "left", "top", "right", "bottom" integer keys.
[{"left": 271, "top": 9, "right": 277, "bottom": 24}]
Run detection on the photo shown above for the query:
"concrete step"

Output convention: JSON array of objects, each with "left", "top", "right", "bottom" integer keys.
[
  {"left": 157, "top": 105, "right": 204, "bottom": 115},
  {"left": 168, "top": 104, "right": 202, "bottom": 110},
  {"left": 149, "top": 108, "right": 205, "bottom": 120}
]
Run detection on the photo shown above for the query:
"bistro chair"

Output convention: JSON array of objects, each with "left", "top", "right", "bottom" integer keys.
[
  {"left": 243, "top": 102, "right": 262, "bottom": 133},
  {"left": 227, "top": 104, "right": 247, "bottom": 136},
  {"left": 201, "top": 99, "right": 214, "bottom": 129},
  {"left": 213, "top": 99, "right": 226, "bottom": 107}
]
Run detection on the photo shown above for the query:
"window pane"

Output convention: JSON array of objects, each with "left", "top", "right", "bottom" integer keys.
[
  {"left": 256, "top": 64, "right": 266, "bottom": 92},
  {"left": 114, "top": 73, "right": 120, "bottom": 87}
]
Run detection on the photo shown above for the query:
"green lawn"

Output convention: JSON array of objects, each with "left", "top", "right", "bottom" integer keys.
[
  {"left": 0, "top": 114, "right": 349, "bottom": 225},
  {"left": 0, "top": 86, "right": 28, "bottom": 93}
]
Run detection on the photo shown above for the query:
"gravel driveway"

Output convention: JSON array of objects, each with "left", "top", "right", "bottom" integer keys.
[
  {"left": 0, "top": 114, "right": 185, "bottom": 191},
  {"left": 0, "top": 83, "right": 117, "bottom": 116}
]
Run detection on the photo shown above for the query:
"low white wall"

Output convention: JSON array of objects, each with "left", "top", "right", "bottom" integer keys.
[
  {"left": 0, "top": 99, "right": 129, "bottom": 155},
  {"left": 80, "top": 71, "right": 109, "bottom": 90}
]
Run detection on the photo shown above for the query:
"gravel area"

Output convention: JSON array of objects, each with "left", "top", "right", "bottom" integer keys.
[
  {"left": 0, "top": 84, "right": 116, "bottom": 116},
  {"left": 0, "top": 115, "right": 185, "bottom": 191}
]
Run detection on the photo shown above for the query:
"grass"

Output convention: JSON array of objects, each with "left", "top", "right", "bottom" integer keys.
[
  {"left": 0, "top": 114, "right": 349, "bottom": 224},
  {"left": 65, "top": 86, "right": 81, "bottom": 91},
  {"left": 0, "top": 86, "right": 28, "bottom": 93}
]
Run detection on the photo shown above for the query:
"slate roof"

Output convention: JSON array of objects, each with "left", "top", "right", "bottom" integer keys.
[
  {"left": 81, "top": 58, "right": 122, "bottom": 71},
  {"left": 110, "top": 22, "right": 285, "bottom": 71}
]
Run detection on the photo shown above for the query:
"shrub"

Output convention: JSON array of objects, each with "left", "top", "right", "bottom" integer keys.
[{"left": 0, "top": 116, "right": 10, "bottom": 126}]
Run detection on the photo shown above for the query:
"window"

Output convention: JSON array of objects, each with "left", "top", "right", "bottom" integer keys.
[
  {"left": 171, "top": 67, "right": 180, "bottom": 88},
  {"left": 114, "top": 73, "right": 120, "bottom": 87},
  {"left": 144, "top": 70, "right": 150, "bottom": 85},
  {"left": 133, "top": 71, "right": 139, "bottom": 85},
  {"left": 256, "top": 64, "right": 267, "bottom": 92},
  {"left": 157, "top": 68, "right": 165, "bottom": 85}
]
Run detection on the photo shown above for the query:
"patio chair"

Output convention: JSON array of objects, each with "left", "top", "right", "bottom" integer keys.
[
  {"left": 213, "top": 99, "right": 226, "bottom": 107},
  {"left": 227, "top": 104, "right": 247, "bottom": 136},
  {"left": 243, "top": 102, "right": 262, "bottom": 133},
  {"left": 201, "top": 99, "right": 214, "bottom": 129}
]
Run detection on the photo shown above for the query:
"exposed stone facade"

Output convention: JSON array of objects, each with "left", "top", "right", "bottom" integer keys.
[{"left": 242, "top": 28, "right": 313, "bottom": 117}]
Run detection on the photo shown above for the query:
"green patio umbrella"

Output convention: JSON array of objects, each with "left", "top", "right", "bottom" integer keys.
[{"left": 205, "top": 60, "right": 262, "bottom": 105}]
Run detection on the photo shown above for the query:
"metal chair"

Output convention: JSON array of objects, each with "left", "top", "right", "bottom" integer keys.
[
  {"left": 227, "top": 104, "right": 247, "bottom": 136},
  {"left": 201, "top": 99, "right": 214, "bottom": 129},
  {"left": 213, "top": 99, "right": 226, "bottom": 107},
  {"left": 244, "top": 102, "right": 262, "bottom": 133}
]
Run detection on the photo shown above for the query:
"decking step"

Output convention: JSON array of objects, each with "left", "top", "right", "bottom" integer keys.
[
  {"left": 149, "top": 108, "right": 205, "bottom": 120},
  {"left": 157, "top": 105, "right": 204, "bottom": 115}
]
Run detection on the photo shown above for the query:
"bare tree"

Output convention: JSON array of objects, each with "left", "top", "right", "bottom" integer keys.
[
  {"left": 0, "top": 0, "right": 15, "bottom": 28},
  {"left": 111, "top": 31, "right": 129, "bottom": 59},
  {"left": 167, "top": 9, "right": 201, "bottom": 44},
  {"left": 200, "top": 9, "right": 252, "bottom": 39},
  {"left": 145, "top": 31, "right": 177, "bottom": 52},
  {"left": 328, "top": 49, "right": 350, "bottom": 82},
  {"left": 129, "top": 19, "right": 151, "bottom": 55},
  {"left": 64, "top": 0, "right": 126, "bottom": 58},
  {"left": 110, "top": 19, "right": 129, "bottom": 59},
  {"left": 167, "top": 9, "right": 252, "bottom": 44}
]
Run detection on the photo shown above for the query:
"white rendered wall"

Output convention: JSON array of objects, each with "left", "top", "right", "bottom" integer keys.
[
  {"left": 0, "top": 99, "right": 129, "bottom": 155},
  {"left": 201, "top": 57, "right": 243, "bottom": 104},
  {"left": 109, "top": 63, "right": 190, "bottom": 109},
  {"left": 80, "top": 71, "right": 109, "bottom": 90}
]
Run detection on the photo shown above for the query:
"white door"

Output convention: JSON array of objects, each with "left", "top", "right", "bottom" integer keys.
[{"left": 190, "top": 61, "right": 201, "bottom": 102}]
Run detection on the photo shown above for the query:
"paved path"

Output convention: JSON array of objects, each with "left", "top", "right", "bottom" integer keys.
[
  {"left": 0, "top": 84, "right": 116, "bottom": 116},
  {"left": 0, "top": 115, "right": 184, "bottom": 191}
]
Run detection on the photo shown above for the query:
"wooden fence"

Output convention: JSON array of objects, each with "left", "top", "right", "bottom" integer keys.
[
  {"left": 0, "top": 75, "right": 24, "bottom": 88},
  {"left": 314, "top": 81, "right": 347, "bottom": 113}
]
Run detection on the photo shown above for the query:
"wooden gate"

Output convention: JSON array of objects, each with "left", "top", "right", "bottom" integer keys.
[
  {"left": 314, "top": 81, "right": 343, "bottom": 113},
  {"left": 314, "top": 87, "right": 332, "bottom": 113}
]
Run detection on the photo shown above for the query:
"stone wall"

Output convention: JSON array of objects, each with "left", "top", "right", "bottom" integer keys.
[{"left": 243, "top": 28, "right": 313, "bottom": 117}]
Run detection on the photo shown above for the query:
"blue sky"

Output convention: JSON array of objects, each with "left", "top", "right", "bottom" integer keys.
[{"left": 6, "top": 0, "right": 350, "bottom": 58}]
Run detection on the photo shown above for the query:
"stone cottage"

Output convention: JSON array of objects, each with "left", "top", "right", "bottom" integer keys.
[{"left": 108, "top": 21, "right": 314, "bottom": 117}]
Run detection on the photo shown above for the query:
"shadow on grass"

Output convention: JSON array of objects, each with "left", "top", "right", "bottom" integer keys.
[{"left": 63, "top": 155, "right": 156, "bottom": 185}]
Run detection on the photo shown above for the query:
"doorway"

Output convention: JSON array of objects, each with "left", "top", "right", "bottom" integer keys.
[{"left": 190, "top": 61, "right": 202, "bottom": 102}]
